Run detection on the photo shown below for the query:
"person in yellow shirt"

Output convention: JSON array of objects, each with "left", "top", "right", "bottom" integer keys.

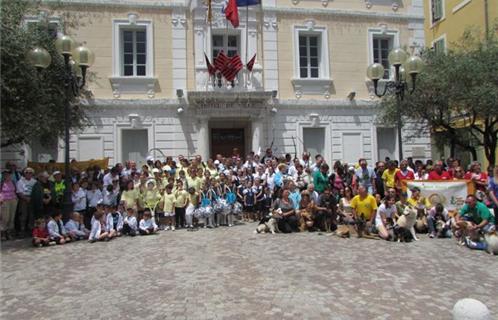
[
  {"left": 382, "top": 161, "right": 399, "bottom": 193},
  {"left": 141, "top": 179, "right": 163, "bottom": 226},
  {"left": 162, "top": 184, "right": 176, "bottom": 231},
  {"left": 351, "top": 186, "right": 378, "bottom": 226},
  {"left": 174, "top": 180, "right": 189, "bottom": 229}
]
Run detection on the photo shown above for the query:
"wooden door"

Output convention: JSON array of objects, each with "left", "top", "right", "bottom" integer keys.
[{"left": 210, "top": 128, "right": 245, "bottom": 158}]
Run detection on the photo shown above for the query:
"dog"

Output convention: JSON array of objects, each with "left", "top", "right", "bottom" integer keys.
[
  {"left": 394, "top": 205, "right": 418, "bottom": 242},
  {"left": 335, "top": 224, "right": 353, "bottom": 238},
  {"left": 254, "top": 210, "right": 281, "bottom": 234},
  {"left": 298, "top": 207, "right": 315, "bottom": 232},
  {"left": 452, "top": 220, "right": 481, "bottom": 245},
  {"left": 414, "top": 211, "right": 428, "bottom": 234},
  {"left": 353, "top": 214, "right": 379, "bottom": 240},
  {"left": 484, "top": 231, "right": 498, "bottom": 255}
]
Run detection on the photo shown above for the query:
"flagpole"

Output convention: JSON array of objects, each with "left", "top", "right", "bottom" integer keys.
[
  {"left": 245, "top": 4, "right": 249, "bottom": 88},
  {"left": 208, "top": 0, "right": 213, "bottom": 89}
]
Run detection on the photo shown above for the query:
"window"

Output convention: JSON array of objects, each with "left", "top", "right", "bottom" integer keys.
[
  {"left": 24, "top": 17, "right": 61, "bottom": 39},
  {"left": 431, "top": 0, "right": 444, "bottom": 23},
  {"left": 433, "top": 36, "right": 446, "bottom": 54},
  {"left": 122, "top": 29, "right": 147, "bottom": 76},
  {"left": 299, "top": 35, "right": 320, "bottom": 78},
  {"left": 212, "top": 34, "right": 239, "bottom": 58},
  {"left": 372, "top": 36, "right": 393, "bottom": 79}
]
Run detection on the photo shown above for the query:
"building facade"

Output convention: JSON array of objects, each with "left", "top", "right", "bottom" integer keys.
[
  {"left": 424, "top": 0, "right": 498, "bottom": 166},
  {"left": 3, "top": 0, "right": 430, "bottom": 167}
]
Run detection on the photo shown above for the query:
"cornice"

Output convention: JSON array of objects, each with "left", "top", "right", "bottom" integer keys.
[
  {"left": 43, "top": 0, "right": 187, "bottom": 10},
  {"left": 262, "top": 6, "right": 424, "bottom": 22}
]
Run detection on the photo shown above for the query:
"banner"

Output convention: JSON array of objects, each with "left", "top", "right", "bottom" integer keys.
[
  {"left": 402, "top": 180, "right": 475, "bottom": 211},
  {"left": 28, "top": 158, "right": 110, "bottom": 174}
]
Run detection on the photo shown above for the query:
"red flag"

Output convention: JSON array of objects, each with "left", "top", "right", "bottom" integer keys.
[
  {"left": 246, "top": 53, "right": 256, "bottom": 72},
  {"left": 222, "top": 54, "right": 243, "bottom": 81},
  {"left": 225, "top": 0, "right": 239, "bottom": 28},
  {"left": 205, "top": 52, "right": 216, "bottom": 76},
  {"left": 214, "top": 50, "right": 229, "bottom": 72}
]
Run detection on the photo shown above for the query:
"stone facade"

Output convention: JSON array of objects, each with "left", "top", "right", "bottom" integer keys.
[{"left": 1, "top": 0, "right": 430, "bottom": 167}]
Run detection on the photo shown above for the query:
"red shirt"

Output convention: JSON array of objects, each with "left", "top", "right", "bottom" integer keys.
[
  {"left": 32, "top": 227, "right": 48, "bottom": 238},
  {"left": 395, "top": 170, "right": 415, "bottom": 184},
  {"left": 428, "top": 170, "right": 451, "bottom": 180},
  {"left": 464, "top": 171, "right": 488, "bottom": 191}
]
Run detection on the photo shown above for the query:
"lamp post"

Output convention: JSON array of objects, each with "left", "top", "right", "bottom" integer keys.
[
  {"left": 27, "top": 35, "right": 95, "bottom": 220},
  {"left": 366, "top": 48, "right": 424, "bottom": 161}
]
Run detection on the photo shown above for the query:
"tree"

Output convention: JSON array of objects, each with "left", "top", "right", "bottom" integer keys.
[
  {"left": 0, "top": 0, "right": 90, "bottom": 149},
  {"left": 379, "top": 30, "right": 498, "bottom": 166}
]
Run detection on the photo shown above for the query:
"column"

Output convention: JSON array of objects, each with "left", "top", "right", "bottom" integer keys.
[
  {"left": 251, "top": 118, "right": 264, "bottom": 154},
  {"left": 197, "top": 117, "right": 209, "bottom": 160}
]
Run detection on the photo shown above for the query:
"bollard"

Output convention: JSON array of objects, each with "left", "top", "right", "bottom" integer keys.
[{"left": 452, "top": 298, "right": 491, "bottom": 320}]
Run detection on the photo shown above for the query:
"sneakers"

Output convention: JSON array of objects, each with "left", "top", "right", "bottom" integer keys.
[
  {"left": 228, "top": 224, "right": 233, "bottom": 227},
  {"left": 164, "top": 226, "right": 170, "bottom": 231},
  {"left": 171, "top": 226, "right": 176, "bottom": 231},
  {"left": 429, "top": 232, "right": 435, "bottom": 238}
]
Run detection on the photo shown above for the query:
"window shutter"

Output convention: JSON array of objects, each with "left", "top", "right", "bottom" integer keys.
[{"left": 432, "top": 0, "right": 443, "bottom": 22}]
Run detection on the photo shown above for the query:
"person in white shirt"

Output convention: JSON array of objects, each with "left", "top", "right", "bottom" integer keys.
[
  {"left": 88, "top": 210, "right": 110, "bottom": 243},
  {"left": 139, "top": 209, "right": 158, "bottom": 235},
  {"left": 105, "top": 205, "right": 123, "bottom": 237},
  {"left": 16, "top": 167, "right": 38, "bottom": 236},
  {"left": 65, "top": 212, "right": 90, "bottom": 240},
  {"left": 123, "top": 207, "right": 138, "bottom": 236},
  {"left": 375, "top": 195, "right": 397, "bottom": 240},
  {"left": 102, "top": 167, "right": 119, "bottom": 188},
  {"left": 71, "top": 182, "right": 87, "bottom": 213},
  {"left": 47, "top": 212, "right": 72, "bottom": 244}
]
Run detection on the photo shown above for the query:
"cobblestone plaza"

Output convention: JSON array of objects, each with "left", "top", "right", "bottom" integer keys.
[{"left": 1, "top": 223, "right": 497, "bottom": 320}]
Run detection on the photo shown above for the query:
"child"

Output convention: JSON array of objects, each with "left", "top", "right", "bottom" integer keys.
[
  {"left": 224, "top": 181, "right": 237, "bottom": 227},
  {"left": 47, "top": 212, "right": 71, "bottom": 244},
  {"left": 123, "top": 207, "right": 138, "bottom": 236},
  {"left": 65, "top": 212, "right": 90, "bottom": 240},
  {"left": 86, "top": 182, "right": 103, "bottom": 229},
  {"left": 200, "top": 184, "right": 215, "bottom": 228},
  {"left": 162, "top": 184, "right": 176, "bottom": 231},
  {"left": 174, "top": 180, "right": 189, "bottom": 229},
  {"left": 185, "top": 187, "right": 199, "bottom": 229},
  {"left": 243, "top": 181, "right": 256, "bottom": 222},
  {"left": 88, "top": 210, "right": 110, "bottom": 243},
  {"left": 32, "top": 218, "right": 51, "bottom": 247},
  {"left": 141, "top": 179, "right": 163, "bottom": 227},
  {"left": 253, "top": 178, "right": 264, "bottom": 221},
  {"left": 139, "top": 209, "right": 158, "bottom": 235},
  {"left": 106, "top": 204, "right": 123, "bottom": 237},
  {"left": 103, "top": 184, "right": 118, "bottom": 207},
  {"left": 261, "top": 187, "right": 273, "bottom": 217}
]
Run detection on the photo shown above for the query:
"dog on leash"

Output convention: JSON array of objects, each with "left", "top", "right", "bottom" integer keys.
[{"left": 394, "top": 205, "right": 418, "bottom": 242}]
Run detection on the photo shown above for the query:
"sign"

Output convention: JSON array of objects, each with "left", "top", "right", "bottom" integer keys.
[
  {"left": 402, "top": 180, "right": 475, "bottom": 211},
  {"left": 28, "top": 158, "right": 110, "bottom": 174}
]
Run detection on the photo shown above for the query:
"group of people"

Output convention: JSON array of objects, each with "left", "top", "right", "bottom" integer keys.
[{"left": 0, "top": 148, "right": 497, "bottom": 250}]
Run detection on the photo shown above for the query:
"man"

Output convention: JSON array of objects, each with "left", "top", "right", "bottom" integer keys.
[
  {"left": 312, "top": 163, "right": 329, "bottom": 194},
  {"left": 428, "top": 161, "right": 451, "bottom": 180},
  {"left": 351, "top": 185, "right": 377, "bottom": 227},
  {"left": 310, "top": 154, "right": 324, "bottom": 173},
  {"left": 381, "top": 161, "right": 399, "bottom": 195},
  {"left": 374, "top": 161, "right": 385, "bottom": 198},
  {"left": 395, "top": 160, "right": 415, "bottom": 192},
  {"left": 300, "top": 152, "right": 313, "bottom": 169},
  {"left": 306, "top": 183, "right": 320, "bottom": 204},
  {"left": 52, "top": 171, "right": 66, "bottom": 208},
  {"left": 458, "top": 194, "right": 495, "bottom": 233},
  {"left": 103, "top": 167, "right": 119, "bottom": 188},
  {"left": 261, "top": 148, "right": 275, "bottom": 164},
  {"left": 355, "top": 158, "right": 376, "bottom": 194},
  {"left": 16, "top": 167, "right": 38, "bottom": 236}
]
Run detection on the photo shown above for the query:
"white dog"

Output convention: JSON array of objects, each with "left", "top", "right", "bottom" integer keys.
[
  {"left": 254, "top": 210, "right": 281, "bottom": 234},
  {"left": 395, "top": 205, "right": 418, "bottom": 242},
  {"left": 485, "top": 231, "right": 498, "bottom": 255}
]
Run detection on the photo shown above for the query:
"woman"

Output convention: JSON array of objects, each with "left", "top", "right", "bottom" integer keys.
[
  {"left": 330, "top": 161, "right": 345, "bottom": 195},
  {"left": 273, "top": 189, "right": 298, "bottom": 233},
  {"left": 375, "top": 195, "right": 397, "bottom": 240},
  {"left": 464, "top": 161, "right": 488, "bottom": 192},
  {"left": 206, "top": 159, "right": 219, "bottom": 181},
  {"left": 0, "top": 171, "right": 18, "bottom": 240},
  {"left": 297, "top": 191, "right": 317, "bottom": 232},
  {"left": 338, "top": 186, "right": 354, "bottom": 224}
]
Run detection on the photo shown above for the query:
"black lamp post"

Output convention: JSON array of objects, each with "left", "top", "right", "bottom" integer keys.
[
  {"left": 27, "top": 35, "right": 94, "bottom": 220},
  {"left": 367, "top": 48, "right": 424, "bottom": 161}
]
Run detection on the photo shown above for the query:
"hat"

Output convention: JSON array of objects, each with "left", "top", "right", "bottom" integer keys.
[
  {"left": 152, "top": 168, "right": 160, "bottom": 174},
  {"left": 410, "top": 186, "right": 421, "bottom": 192},
  {"left": 146, "top": 156, "right": 154, "bottom": 162},
  {"left": 214, "top": 160, "right": 220, "bottom": 165},
  {"left": 348, "top": 166, "right": 355, "bottom": 172},
  {"left": 96, "top": 199, "right": 105, "bottom": 206},
  {"left": 53, "top": 170, "right": 61, "bottom": 175},
  {"left": 24, "top": 167, "right": 35, "bottom": 174}
]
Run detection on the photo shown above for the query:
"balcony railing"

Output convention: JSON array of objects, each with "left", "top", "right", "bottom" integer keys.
[{"left": 195, "top": 66, "right": 263, "bottom": 92}]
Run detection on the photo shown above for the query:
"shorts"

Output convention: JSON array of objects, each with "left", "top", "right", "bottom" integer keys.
[{"left": 164, "top": 211, "right": 175, "bottom": 217}]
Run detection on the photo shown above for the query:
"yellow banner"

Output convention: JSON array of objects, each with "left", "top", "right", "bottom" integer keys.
[{"left": 27, "top": 158, "right": 110, "bottom": 174}]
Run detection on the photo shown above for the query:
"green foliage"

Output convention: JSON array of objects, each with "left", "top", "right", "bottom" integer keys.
[
  {"left": 378, "top": 29, "right": 498, "bottom": 165},
  {"left": 0, "top": 0, "right": 90, "bottom": 148}
]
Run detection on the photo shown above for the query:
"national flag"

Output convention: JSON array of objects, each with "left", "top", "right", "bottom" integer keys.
[
  {"left": 205, "top": 52, "right": 216, "bottom": 76},
  {"left": 214, "top": 50, "right": 229, "bottom": 72},
  {"left": 207, "top": 0, "right": 212, "bottom": 23},
  {"left": 236, "top": 0, "right": 260, "bottom": 6},
  {"left": 222, "top": 54, "right": 243, "bottom": 81},
  {"left": 225, "top": 0, "right": 239, "bottom": 28},
  {"left": 246, "top": 53, "right": 256, "bottom": 72}
]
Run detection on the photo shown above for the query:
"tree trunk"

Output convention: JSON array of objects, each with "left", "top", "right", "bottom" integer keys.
[{"left": 469, "top": 147, "right": 478, "bottom": 161}]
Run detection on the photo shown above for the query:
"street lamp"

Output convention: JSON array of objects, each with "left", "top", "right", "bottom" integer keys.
[
  {"left": 28, "top": 35, "right": 94, "bottom": 220},
  {"left": 367, "top": 48, "right": 423, "bottom": 161}
]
